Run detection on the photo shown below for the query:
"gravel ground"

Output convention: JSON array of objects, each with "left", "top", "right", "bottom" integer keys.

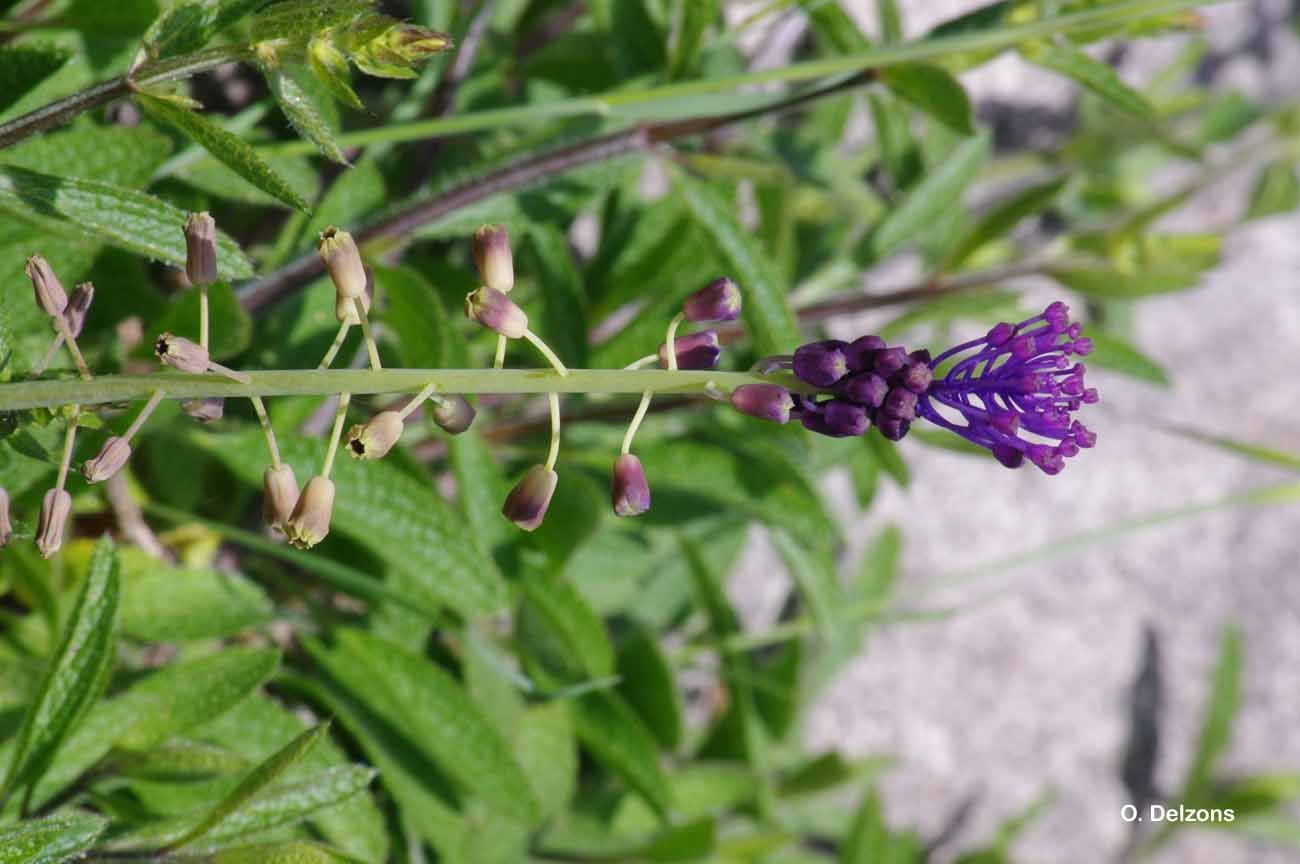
[{"left": 727, "top": 2, "right": 1300, "bottom": 861}]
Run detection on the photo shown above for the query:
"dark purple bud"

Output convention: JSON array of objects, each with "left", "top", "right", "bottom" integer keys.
[
  {"left": 182, "top": 397, "right": 225, "bottom": 423},
  {"left": 898, "top": 360, "right": 933, "bottom": 394},
  {"left": 882, "top": 386, "right": 918, "bottom": 421},
  {"left": 65, "top": 282, "right": 94, "bottom": 338},
  {"left": 465, "top": 286, "right": 528, "bottom": 339},
  {"left": 793, "top": 340, "right": 849, "bottom": 387},
  {"left": 611, "top": 453, "right": 651, "bottom": 517},
  {"left": 876, "top": 417, "right": 911, "bottom": 441},
  {"left": 431, "top": 395, "right": 476, "bottom": 435},
  {"left": 659, "top": 330, "right": 720, "bottom": 370},
  {"left": 27, "top": 254, "right": 67, "bottom": 316},
  {"left": 837, "top": 372, "right": 888, "bottom": 408},
  {"left": 823, "top": 400, "right": 869, "bottom": 437},
  {"left": 730, "top": 383, "right": 794, "bottom": 424},
  {"left": 184, "top": 211, "right": 218, "bottom": 287},
  {"left": 845, "top": 335, "right": 886, "bottom": 371},
  {"left": 683, "top": 277, "right": 742, "bottom": 323},
  {"left": 502, "top": 464, "right": 558, "bottom": 532},
  {"left": 986, "top": 322, "right": 1014, "bottom": 346},
  {"left": 992, "top": 444, "right": 1024, "bottom": 468},
  {"left": 872, "top": 346, "right": 908, "bottom": 378}
]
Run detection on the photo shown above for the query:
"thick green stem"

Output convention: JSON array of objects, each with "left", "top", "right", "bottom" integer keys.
[{"left": 0, "top": 369, "right": 807, "bottom": 412}]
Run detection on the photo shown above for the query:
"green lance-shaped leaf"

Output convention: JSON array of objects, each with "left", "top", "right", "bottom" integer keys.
[
  {"left": 1022, "top": 40, "right": 1156, "bottom": 120},
  {"left": 309, "top": 629, "right": 540, "bottom": 824},
  {"left": 571, "top": 689, "right": 672, "bottom": 819},
  {"left": 2, "top": 537, "right": 119, "bottom": 802},
  {"left": 840, "top": 787, "right": 891, "bottom": 864},
  {"left": 942, "top": 175, "right": 1067, "bottom": 269},
  {"left": 0, "top": 45, "right": 71, "bottom": 116},
  {"left": 1082, "top": 331, "right": 1170, "bottom": 387},
  {"left": 137, "top": 93, "right": 310, "bottom": 212},
  {"left": 880, "top": 63, "right": 976, "bottom": 136},
  {"left": 516, "top": 571, "right": 615, "bottom": 692},
  {"left": 676, "top": 171, "right": 799, "bottom": 358},
  {"left": 669, "top": 0, "right": 716, "bottom": 79},
  {"left": 870, "top": 133, "right": 989, "bottom": 259},
  {"left": 164, "top": 723, "right": 333, "bottom": 850},
  {"left": 0, "top": 165, "right": 253, "bottom": 279},
  {"left": 1246, "top": 161, "right": 1300, "bottom": 221},
  {"left": 0, "top": 813, "right": 107, "bottom": 864},
  {"left": 264, "top": 67, "right": 347, "bottom": 165},
  {"left": 616, "top": 627, "right": 683, "bottom": 750},
  {"left": 1181, "top": 625, "right": 1243, "bottom": 805}
]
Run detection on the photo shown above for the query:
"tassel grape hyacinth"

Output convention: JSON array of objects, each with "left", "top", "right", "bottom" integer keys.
[{"left": 733, "top": 302, "right": 1097, "bottom": 474}]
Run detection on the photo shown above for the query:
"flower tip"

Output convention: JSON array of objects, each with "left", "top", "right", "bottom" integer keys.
[
  {"left": 155, "top": 332, "right": 210, "bottom": 374},
  {"left": 36, "top": 488, "right": 72, "bottom": 558},
  {"left": 683, "top": 277, "right": 742, "bottom": 323},
  {"left": 431, "top": 395, "right": 476, "bottom": 435},
  {"left": 502, "top": 464, "right": 558, "bottom": 532},
  {"left": 262, "top": 463, "right": 300, "bottom": 531},
  {"left": 27, "top": 253, "right": 67, "bottom": 317},
  {"left": 466, "top": 286, "right": 528, "bottom": 339},
  {"left": 286, "top": 475, "right": 335, "bottom": 549},
  {"left": 183, "top": 211, "right": 218, "bottom": 286},
  {"left": 65, "top": 282, "right": 94, "bottom": 338},
  {"left": 611, "top": 453, "right": 651, "bottom": 517},
  {"left": 730, "top": 383, "right": 794, "bottom": 424},
  {"left": 318, "top": 226, "right": 367, "bottom": 301},
  {"left": 472, "top": 224, "right": 514, "bottom": 294}
]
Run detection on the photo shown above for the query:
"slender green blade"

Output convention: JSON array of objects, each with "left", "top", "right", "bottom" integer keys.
[
  {"left": 881, "top": 63, "right": 975, "bottom": 135},
  {"left": 0, "top": 813, "right": 107, "bottom": 864},
  {"left": 265, "top": 67, "right": 347, "bottom": 164},
  {"left": 871, "top": 133, "right": 988, "bottom": 258}
]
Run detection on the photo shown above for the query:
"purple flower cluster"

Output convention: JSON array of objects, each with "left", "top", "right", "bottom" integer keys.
[
  {"left": 915, "top": 301, "right": 1096, "bottom": 475},
  {"left": 731, "top": 301, "right": 1098, "bottom": 475}
]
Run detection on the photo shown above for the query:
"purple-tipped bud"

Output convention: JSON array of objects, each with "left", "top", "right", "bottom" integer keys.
[
  {"left": 730, "top": 384, "right": 794, "bottom": 424},
  {"left": 155, "top": 333, "right": 210, "bottom": 374},
  {"left": 184, "top": 212, "right": 218, "bottom": 287},
  {"left": 992, "top": 444, "right": 1024, "bottom": 468},
  {"left": 793, "top": 341, "right": 849, "bottom": 388},
  {"left": 347, "top": 410, "right": 404, "bottom": 460},
  {"left": 430, "top": 395, "right": 475, "bottom": 435},
  {"left": 287, "top": 475, "right": 335, "bottom": 549},
  {"left": 465, "top": 286, "right": 527, "bottom": 339},
  {"left": 658, "top": 330, "right": 720, "bottom": 370},
  {"left": 837, "top": 372, "right": 889, "bottom": 408},
  {"left": 876, "top": 417, "right": 911, "bottom": 441},
  {"left": 0, "top": 487, "right": 11, "bottom": 548},
  {"left": 27, "top": 254, "right": 67, "bottom": 316},
  {"left": 472, "top": 224, "right": 514, "bottom": 294},
  {"left": 81, "top": 436, "right": 132, "bottom": 483},
  {"left": 823, "top": 400, "right": 869, "bottom": 437},
  {"left": 845, "top": 335, "right": 886, "bottom": 372},
  {"left": 872, "top": 346, "right": 908, "bottom": 378},
  {"left": 65, "top": 282, "right": 94, "bottom": 338},
  {"left": 683, "top": 277, "right": 742, "bottom": 323},
  {"left": 882, "top": 387, "right": 918, "bottom": 421},
  {"left": 262, "top": 463, "right": 299, "bottom": 530},
  {"left": 182, "top": 397, "right": 225, "bottom": 423},
  {"left": 36, "top": 488, "right": 72, "bottom": 558},
  {"left": 502, "top": 464, "right": 558, "bottom": 532},
  {"left": 318, "top": 227, "right": 367, "bottom": 301},
  {"left": 986, "top": 322, "right": 1014, "bottom": 346},
  {"left": 611, "top": 453, "right": 651, "bottom": 517},
  {"left": 898, "top": 361, "right": 933, "bottom": 394}
]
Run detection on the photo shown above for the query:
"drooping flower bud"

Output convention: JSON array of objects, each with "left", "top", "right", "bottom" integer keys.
[
  {"left": 36, "top": 488, "right": 72, "bottom": 558},
  {"left": 430, "top": 395, "right": 475, "bottom": 435},
  {"left": 64, "top": 282, "right": 94, "bottom": 338},
  {"left": 182, "top": 397, "right": 225, "bottom": 423},
  {"left": 81, "top": 436, "right": 132, "bottom": 483},
  {"left": 318, "top": 227, "right": 367, "bottom": 301},
  {"left": 0, "top": 487, "right": 11, "bottom": 548},
  {"left": 683, "top": 277, "right": 742, "bottom": 323},
  {"left": 730, "top": 383, "right": 794, "bottom": 424},
  {"left": 658, "top": 329, "right": 720, "bottom": 370},
  {"left": 155, "top": 333, "right": 210, "bottom": 374},
  {"left": 183, "top": 211, "right": 218, "bottom": 287},
  {"left": 347, "top": 411, "right": 404, "bottom": 460},
  {"left": 611, "top": 453, "right": 651, "bottom": 517},
  {"left": 262, "top": 463, "right": 299, "bottom": 530},
  {"left": 465, "top": 287, "right": 527, "bottom": 339},
  {"left": 472, "top": 225, "right": 514, "bottom": 294},
  {"left": 287, "top": 475, "right": 335, "bottom": 549},
  {"left": 502, "top": 464, "right": 558, "bottom": 532},
  {"left": 27, "top": 254, "right": 67, "bottom": 316},
  {"left": 793, "top": 340, "right": 849, "bottom": 388}
]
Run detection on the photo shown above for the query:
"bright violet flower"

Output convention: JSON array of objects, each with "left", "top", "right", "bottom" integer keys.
[
  {"left": 733, "top": 302, "right": 1097, "bottom": 474},
  {"left": 658, "top": 330, "right": 720, "bottom": 370}
]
